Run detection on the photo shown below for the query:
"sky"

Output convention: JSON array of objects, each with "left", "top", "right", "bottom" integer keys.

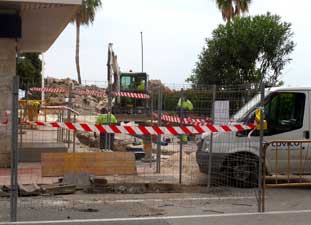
[{"left": 44, "top": 0, "right": 311, "bottom": 86}]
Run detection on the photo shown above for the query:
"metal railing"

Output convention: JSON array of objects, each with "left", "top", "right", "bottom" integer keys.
[{"left": 262, "top": 140, "right": 311, "bottom": 211}]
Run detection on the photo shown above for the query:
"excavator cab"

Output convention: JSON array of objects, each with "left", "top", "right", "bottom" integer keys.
[
  {"left": 120, "top": 72, "right": 148, "bottom": 93},
  {"left": 115, "top": 72, "right": 149, "bottom": 114}
]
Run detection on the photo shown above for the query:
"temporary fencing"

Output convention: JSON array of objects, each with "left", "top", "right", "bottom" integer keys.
[
  {"left": 17, "top": 82, "right": 263, "bottom": 188},
  {"left": 0, "top": 78, "right": 271, "bottom": 223}
]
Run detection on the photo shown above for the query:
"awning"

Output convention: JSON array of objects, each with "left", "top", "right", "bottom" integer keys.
[{"left": 0, "top": 0, "right": 82, "bottom": 52}]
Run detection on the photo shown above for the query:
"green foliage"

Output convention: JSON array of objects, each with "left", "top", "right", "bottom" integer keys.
[
  {"left": 188, "top": 13, "right": 295, "bottom": 87},
  {"left": 216, "top": 0, "right": 252, "bottom": 22},
  {"left": 17, "top": 53, "right": 42, "bottom": 91},
  {"left": 72, "top": 0, "right": 102, "bottom": 25},
  {"left": 72, "top": 0, "right": 102, "bottom": 84}
]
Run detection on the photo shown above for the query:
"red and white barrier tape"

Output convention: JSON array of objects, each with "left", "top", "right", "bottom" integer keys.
[
  {"left": 29, "top": 87, "right": 150, "bottom": 99},
  {"left": 153, "top": 113, "right": 211, "bottom": 125},
  {"left": 73, "top": 89, "right": 106, "bottom": 97},
  {"left": 30, "top": 87, "right": 66, "bottom": 93},
  {"left": 29, "top": 121, "right": 255, "bottom": 135},
  {"left": 113, "top": 91, "right": 150, "bottom": 99}
]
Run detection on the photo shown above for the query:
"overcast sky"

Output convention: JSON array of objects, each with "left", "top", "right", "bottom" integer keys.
[{"left": 45, "top": 0, "right": 311, "bottom": 86}]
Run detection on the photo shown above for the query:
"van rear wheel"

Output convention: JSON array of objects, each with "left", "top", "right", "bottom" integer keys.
[{"left": 226, "top": 154, "right": 258, "bottom": 188}]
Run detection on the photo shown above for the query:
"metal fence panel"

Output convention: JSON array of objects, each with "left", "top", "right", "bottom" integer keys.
[{"left": 0, "top": 79, "right": 268, "bottom": 222}]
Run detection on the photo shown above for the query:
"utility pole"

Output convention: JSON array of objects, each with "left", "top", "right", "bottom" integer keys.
[
  {"left": 140, "top": 31, "right": 144, "bottom": 72},
  {"left": 107, "top": 43, "right": 113, "bottom": 113},
  {"left": 41, "top": 53, "right": 45, "bottom": 104}
]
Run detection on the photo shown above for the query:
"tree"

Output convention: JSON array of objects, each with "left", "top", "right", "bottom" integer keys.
[
  {"left": 72, "top": 0, "right": 102, "bottom": 84},
  {"left": 17, "top": 53, "right": 42, "bottom": 91},
  {"left": 187, "top": 14, "right": 295, "bottom": 87},
  {"left": 215, "top": 0, "right": 252, "bottom": 22}
]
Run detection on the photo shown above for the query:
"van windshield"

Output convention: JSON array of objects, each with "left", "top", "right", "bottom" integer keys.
[
  {"left": 232, "top": 94, "right": 260, "bottom": 121},
  {"left": 232, "top": 89, "right": 271, "bottom": 121}
]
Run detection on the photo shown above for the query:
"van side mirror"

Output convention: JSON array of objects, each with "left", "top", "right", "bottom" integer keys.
[{"left": 255, "top": 108, "right": 267, "bottom": 130}]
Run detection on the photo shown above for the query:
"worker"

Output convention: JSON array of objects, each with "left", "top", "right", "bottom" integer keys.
[
  {"left": 177, "top": 96, "right": 193, "bottom": 117},
  {"left": 176, "top": 93, "right": 193, "bottom": 144},
  {"left": 96, "top": 108, "right": 118, "bottom": 150},
  {"left": 137, "top": 80, "right": 145, "bottom": 91}
]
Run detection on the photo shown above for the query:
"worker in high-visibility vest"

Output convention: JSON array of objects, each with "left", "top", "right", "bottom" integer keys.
[
  {"left": 137, "top": 80, "right": 145, "bottom": 92},
  {"left": 177, "top": 98, "right": 193, "bottom": 111},
  {"left": 96, "top": 108, "right": 118, "bottom": 150},
  {"left": 177, "top": 96, "right": 193, "bottom": 117},
  {"left": 176, "top": 95, "right": 193, "bottom": 143}
]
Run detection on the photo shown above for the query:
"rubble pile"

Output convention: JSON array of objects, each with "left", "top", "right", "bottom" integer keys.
[
  {"left": 43, "top": 78, "right": 172, "bottom": 114},
  {"left": 148, "top": 79, "right": 172, "bottom": 94},
  {"left": 44, "top": 77, "right": 108, "bottom": 113}
]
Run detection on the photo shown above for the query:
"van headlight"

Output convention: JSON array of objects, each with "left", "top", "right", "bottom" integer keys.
[
  {"left": 202, "top": 139, "right": 209, "bottom": 152},
  {"left": 196, "top": 136, "right": 210, "bottom": 152}
]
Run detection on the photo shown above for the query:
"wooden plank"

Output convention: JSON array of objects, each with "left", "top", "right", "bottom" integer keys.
[
  {"left": 41, "top": 153, "right": 65, "bottom": 177},
  {"left": 41, "top": 152, "right": 137, "bottom": 177}
]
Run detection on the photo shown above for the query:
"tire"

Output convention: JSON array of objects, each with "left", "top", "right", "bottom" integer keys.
[{"left": 226, "top": 154, "right": 259, "bottom": 188}]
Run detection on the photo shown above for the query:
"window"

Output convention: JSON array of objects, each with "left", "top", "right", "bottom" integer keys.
[
  {"left": 237, "top": 92, "right": 305, "bottom": 137},
  {"left": 120, "top": 76, "right": 133, "bottom": 91},
  {"left": 264, "top": 92, "right": 305, "bottom": 135},
  {"left": 120, "top": 74, "right": 147, "bottom": 92}
]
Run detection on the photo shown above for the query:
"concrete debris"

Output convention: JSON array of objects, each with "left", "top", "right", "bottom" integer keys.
[
  {"left": 45, "top": 77, "right": 107, "bottom": 114},
  {"left": 43, "top": 78, "right": 173, "bottom": 114},
  {"left": 86, "top": 183, "right": 195, "bottom": 194},
  {"left": 114, "top": 138, "right": 133, "bottom": 151},
  {"left": 90, "top": 176, "right": 108, "bottom": 187},
  {"left": 41, "top": 184, "right": 76, "bottom": 195},
  {"left": 19, "top": 184, "right": 41, "bottom": 196},
  {"left": 96, "top": 99, "right": 108, "bottom": 112},
  {"left": 76, "top": 131, "right": 98, "bottom": 148},
  {"left": 148, "top": 79, "right": 171, "bottom": 93},
  {"left": 0, "top": 186, "right": 9, "bottom": 197},
  {"left": 1, "top": 185, "right": 10, "bottom": 192},
  {"left": 63, "top": 172, "right": 91, "bottom": 189}
]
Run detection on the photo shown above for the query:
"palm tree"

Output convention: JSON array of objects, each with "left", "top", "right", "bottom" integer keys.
[
  {"left": 72, "top": 0, "right": 102, "bottom": 84},
  {"left": 215, "top": 0, "right": 252, "bottom": 22}
]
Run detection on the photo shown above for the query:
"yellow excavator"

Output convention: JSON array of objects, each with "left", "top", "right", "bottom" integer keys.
[{"left": 107, "top": 43, "right": 151, "bottom": 122}]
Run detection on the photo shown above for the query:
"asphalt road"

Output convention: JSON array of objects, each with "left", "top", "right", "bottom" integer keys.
[
  {"left": 1, "top": 210, "right": 311, "bottom": 225},
  {"left": 1, "top": 188, "right": 311, "bottom": 225}
]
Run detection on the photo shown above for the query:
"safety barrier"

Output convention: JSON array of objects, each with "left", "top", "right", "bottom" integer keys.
[
  {"left": 29, "top": 87, "right": 150, "bottom": 99},
  {"left": 262, "top": 140, "right": 311, "bottom": 211},
  {"left": 28, "top": 121, "right": 255, "bottom": 135},
  {"left": 153, "top": 112, "right": 211, "bottom": 125},
  {"left": 112, "top": 91, "right": 150, "bottom": 99}
]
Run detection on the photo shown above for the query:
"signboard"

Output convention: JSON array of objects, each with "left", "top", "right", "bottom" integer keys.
[{"left": 214, "top": 100, "right": 230, "bottom": 125}]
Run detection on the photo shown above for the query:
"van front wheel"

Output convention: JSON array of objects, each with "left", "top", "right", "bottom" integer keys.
[{"left": 226, "top": 154, "right": 258, "bottom": 188}]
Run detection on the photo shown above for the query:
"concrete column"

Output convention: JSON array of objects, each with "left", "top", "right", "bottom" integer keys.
[{"left": 0, "top": 39, "right": 16, "bottom": 168}]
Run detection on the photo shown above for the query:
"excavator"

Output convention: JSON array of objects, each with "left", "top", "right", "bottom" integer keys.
[{"left": 107, "top": 43, "right": 151, "bottom": 122}]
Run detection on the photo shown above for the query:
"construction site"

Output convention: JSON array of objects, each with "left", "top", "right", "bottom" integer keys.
[
  {"left": 1, "top": 0, "right": 311, "bottom": 224},
  {"left": 0, "top": 42, "right": 264, "bottom": 220}
]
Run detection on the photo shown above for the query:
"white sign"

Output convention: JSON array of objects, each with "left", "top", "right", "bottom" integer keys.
[{"left": 214, "top": 100, "right": 230, "bottom": 125}]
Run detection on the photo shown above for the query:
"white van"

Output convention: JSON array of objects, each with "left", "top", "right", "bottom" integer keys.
[{"left": 196, "top": 87, "right": 311, "bottom": 187}]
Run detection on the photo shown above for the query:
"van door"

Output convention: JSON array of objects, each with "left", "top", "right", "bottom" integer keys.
[{"left": 264, "top": 91, "right": 310, "bottom": 175}]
